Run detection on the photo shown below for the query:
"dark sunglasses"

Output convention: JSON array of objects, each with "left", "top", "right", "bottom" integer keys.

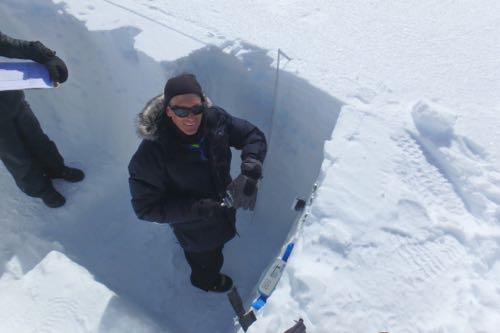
[{"left": 169, "top": 104, "right": 204, "bottom": 118}]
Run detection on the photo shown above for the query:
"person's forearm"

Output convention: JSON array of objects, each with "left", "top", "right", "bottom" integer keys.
[{"left": 0, "top": 31, "right": 33, "bottom": 59}]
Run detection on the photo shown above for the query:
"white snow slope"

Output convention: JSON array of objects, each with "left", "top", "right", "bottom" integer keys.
[{"left": 1, "top": 0, "right": 499, "bottom": 333}]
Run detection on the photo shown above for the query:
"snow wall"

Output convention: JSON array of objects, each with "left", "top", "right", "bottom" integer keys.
[{"left": 0, "top": 0, "right": 341, "bottom": 331}]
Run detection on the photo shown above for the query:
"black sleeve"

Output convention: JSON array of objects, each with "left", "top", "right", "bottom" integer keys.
[
  {"left": 227, "top": 113, "right": 267, "bottom": 163},
  {"left": 0, "top": 30, "right": 54, "bottom": 62},
  {"left": 128, "top": 141, "right": 197, "bottom": 224},
  {"left": 0, "top": 30, "right": 34, "bottom": 59}
]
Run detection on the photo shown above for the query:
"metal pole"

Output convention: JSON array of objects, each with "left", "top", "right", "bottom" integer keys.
[
  {"left": 251, "top": 49, "right": 291, "bottom": 224},
  {"left": 269, "top": 49, "right": 291, "bottom": 145}
]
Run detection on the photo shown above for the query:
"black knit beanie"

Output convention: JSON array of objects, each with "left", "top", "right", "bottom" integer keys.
[{"left": 163, "top": 73, "right": 203, "bottom": 107}]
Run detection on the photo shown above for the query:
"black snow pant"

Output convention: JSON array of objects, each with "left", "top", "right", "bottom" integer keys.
[
  {"left": 183, "top": 245, "right": 224, "bottom": 291},
  {"left": 0, "top": 95, "right": 64, "bottom": 197}
]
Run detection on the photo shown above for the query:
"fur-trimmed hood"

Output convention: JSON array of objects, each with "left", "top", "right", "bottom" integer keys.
[
  {"left": 136, "top": 94, "right": 212, "bottom": 141},
  {"left": 136, "top": 94, "right": 164, "bottom": 141}
]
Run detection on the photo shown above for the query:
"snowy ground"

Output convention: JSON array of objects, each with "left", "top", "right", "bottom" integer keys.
[{"left": 1, "top": 0, "right": 499, "bottom": 332}]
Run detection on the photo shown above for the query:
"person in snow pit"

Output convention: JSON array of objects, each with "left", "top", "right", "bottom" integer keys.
[
  {"left": 128, "top": 73, "right": 267, "bottom": 292},
  {"left": 0, "top": 30, "right": 84, "bottom": 208}
]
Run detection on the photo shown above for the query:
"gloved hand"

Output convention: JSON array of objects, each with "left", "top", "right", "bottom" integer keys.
[
  {"left": 227, "top": 158, "right": 263, "bottom": 210},
  {"left": 43, "top": 56, "right": 68, "bottom": 84},
  {"left": 26, "top": 41, "right": 68, "bottom": 84},
  {"left": 28, "top": 41, "right": 56, "bottom": 63},
  {"left": 192, "top": 198, "right": 228, "bottom": 219}
]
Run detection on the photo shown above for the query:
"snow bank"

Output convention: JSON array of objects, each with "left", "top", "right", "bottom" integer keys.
[
  {"left": 248, "top": 96, "right": 500, "bottom": 332},
  {"left": 0, "top": 251, "right": 113, "bottom": 333},
  {"left": 410, "top": 100, "right": 500, "bottom": 222},
  {"left": 412, "top": 100, "right": 456, "bottom": 145}
]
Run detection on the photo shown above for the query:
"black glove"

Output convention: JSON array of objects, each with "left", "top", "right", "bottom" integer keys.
[
  {"left": 28, "top": 41, "right": 56, "bottom": 63},
  {"left": 227, "top": 158, "right": 263, "bottom": 210},
  {"left": 241, "top": 157, "right": 262, "bottom": 180},
  {"left": 43, "top": 56, "right": 68, "bottom": 84},
  {"left": 191, "top": 198, "right": 228, "bottom": 219}
]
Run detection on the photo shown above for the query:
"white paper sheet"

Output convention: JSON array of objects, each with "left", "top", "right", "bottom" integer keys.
[{"left": 0, "top": 62, "right": 53, "bottom": 91}]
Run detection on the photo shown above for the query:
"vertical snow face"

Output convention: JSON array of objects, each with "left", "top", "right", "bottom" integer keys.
[
  {"left": 162, "top": 43, "right": 342, "bottom": 253},
  {"left": 1, "top": 1, "right": 171, "bottom": 331},
  {"left": 158, "top": 43, "right": 344, "bottom": 329}
]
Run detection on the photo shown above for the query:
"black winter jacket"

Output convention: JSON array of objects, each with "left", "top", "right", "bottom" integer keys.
[
  {"left": 0, "top": 31, "right": 42, "bottom": 121},
  {"left": 128, "top": 95, "right": 267, "bottom": 252}
]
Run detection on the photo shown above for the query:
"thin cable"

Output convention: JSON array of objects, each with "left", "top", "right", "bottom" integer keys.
[{"left": 102, "top": 0, "right": 207, "bottom": 45}]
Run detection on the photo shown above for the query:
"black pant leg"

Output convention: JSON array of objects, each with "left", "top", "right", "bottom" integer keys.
[
  {"left": 183, "top": 245, "right": 224, "bottom": 291},
  {"left": 15, "top": 98, "right": 64, "bottom": 174},
  {"left": 0, "top": 117, "right": 50, "bottom": 196}
]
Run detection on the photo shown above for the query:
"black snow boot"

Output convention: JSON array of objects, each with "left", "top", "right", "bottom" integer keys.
[
  {"left": 40, "top": 186, "right": 66, "bottom": 208},
  {"left": 48, "top": 166, "right": 85, "bottom": 182},
  {"left": 209, "top": 274, "right": 233, "bottom": 293}
]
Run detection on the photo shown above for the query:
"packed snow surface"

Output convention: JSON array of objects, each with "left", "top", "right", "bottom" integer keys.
[
  {"left": 0, "top": 251, "right": 114, "bottom": 333},
  {"left": 1, "top": 0, "right": 499, "bottom": 332}
]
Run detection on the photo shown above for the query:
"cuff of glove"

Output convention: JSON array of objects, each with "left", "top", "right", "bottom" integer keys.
[{"left": 241, "top": 157, "right": 263, "bottom": 180}]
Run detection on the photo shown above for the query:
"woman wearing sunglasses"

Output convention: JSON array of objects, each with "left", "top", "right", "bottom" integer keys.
[{"left": 128, "top": 73, "right": 267, "bottom": 293}]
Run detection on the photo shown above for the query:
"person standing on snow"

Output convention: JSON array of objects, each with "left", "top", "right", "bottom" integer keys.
[
  {"left": 0, "top": 30, "right": 84, "bottom": 208},
  {"left": 128, "top": 73, "right": 267, "bottom": 292}
]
